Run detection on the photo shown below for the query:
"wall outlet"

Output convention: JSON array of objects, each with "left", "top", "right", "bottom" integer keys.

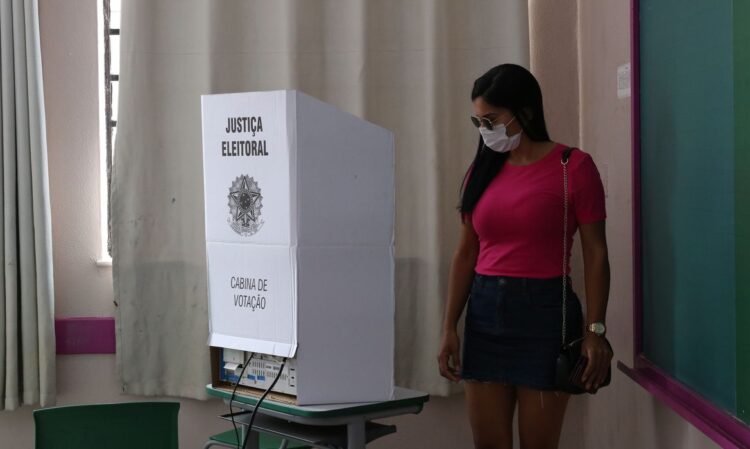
[{"left": 617, "top": 63, "right": 631, "bottom": 99}]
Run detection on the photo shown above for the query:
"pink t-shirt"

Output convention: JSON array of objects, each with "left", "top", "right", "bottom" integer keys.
[{"left": 466, "top": 144, "right": 606, "bottom": 278}]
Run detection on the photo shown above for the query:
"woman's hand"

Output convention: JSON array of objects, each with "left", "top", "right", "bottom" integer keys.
[
  {"left": 580, "top": 333, "right": 612, "bottom": 391},
  {"left": 438, "top": 330, "right": 462, "bottom": 382}
]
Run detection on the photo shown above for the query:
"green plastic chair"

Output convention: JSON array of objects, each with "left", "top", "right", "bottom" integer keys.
[
  {"left": 204, "top": 429, "right": 311, "bottom": 449},
  {"left": 34, "top": 401, "right": 180, "bottom": 449}
]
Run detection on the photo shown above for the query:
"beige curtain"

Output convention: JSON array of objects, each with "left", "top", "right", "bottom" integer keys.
[
  {"left": 0, "top": 0, "right": 56, "bottom": 410},
  {"left": 113, "top": 0, "right": 528, "bottom": 399}
]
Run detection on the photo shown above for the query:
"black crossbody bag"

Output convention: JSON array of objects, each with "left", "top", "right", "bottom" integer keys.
[{"left": 554, "top": 147, "right": 612, "bottom": 395}]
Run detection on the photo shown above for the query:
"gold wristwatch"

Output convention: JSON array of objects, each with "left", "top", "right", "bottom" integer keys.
[{"left": 587, "top": 322, "right": 606, "bottom": 336}]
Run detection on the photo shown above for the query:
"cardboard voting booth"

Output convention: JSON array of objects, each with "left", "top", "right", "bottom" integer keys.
[{"left": 201, "top": 90, "right": 395, "bottom": 405}]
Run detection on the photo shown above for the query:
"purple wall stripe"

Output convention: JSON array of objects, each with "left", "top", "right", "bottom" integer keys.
[
  {"left": 55, "top": 317, "right": 116, "bottom": 354},
  {"left": 631, "top": 0, "right": 644, "bottom": 358},
  {"left": 619, "top": 359, "right": 750, "bottom": 449}
]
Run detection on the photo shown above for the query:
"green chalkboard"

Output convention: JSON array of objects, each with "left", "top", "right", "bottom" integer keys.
[{"left": 640, "top": 0, "right": 737, "bottom": 415}]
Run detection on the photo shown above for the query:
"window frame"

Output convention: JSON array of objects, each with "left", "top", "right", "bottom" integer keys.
[{"left": 97, "top": 0, "right": 119, "bottom": 266}]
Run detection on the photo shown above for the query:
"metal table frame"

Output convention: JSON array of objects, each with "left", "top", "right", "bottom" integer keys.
[{"left": 205, "top": 384, "right": 429, "bottom": 449}]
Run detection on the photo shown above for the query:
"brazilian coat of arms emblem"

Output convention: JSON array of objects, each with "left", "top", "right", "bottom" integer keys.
[{"left": 228, "top": 175, "right": 264, "bottom": 236}]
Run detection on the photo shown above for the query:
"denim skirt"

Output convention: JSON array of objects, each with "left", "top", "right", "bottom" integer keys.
[{"left": 460, "top": 273, "right": 584, "bottom": 390}]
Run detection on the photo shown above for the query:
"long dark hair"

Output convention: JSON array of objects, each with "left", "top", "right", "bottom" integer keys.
[{"left": 459, "top": 64, "right": 550, "bottom": 218}]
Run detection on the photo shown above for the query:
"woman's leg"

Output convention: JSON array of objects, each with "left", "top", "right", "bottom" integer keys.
[
  {"left": 465, "top": 382, "right": 517, "bottom": 449},
  {"left": 516, "top": 387, "right": 570, "bottom": 449}
]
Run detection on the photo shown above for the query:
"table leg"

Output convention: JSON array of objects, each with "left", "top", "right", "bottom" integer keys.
[
  {"left": 241, "top": 426, "right": 260, "bottom": 449},
  {"left": 346, "top": 420, "right": 367, "bottom": 449}
]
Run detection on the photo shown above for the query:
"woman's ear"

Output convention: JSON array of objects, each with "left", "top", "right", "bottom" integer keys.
[{"left": 520, "top": 107, "right": 534, "bottom": 121}]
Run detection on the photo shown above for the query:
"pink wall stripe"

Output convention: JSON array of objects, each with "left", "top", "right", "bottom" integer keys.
[
  {"left": 55, "top": 317, "right": 116, "bottom": 354},
  {"left": 631, "top": 0, "right": 644, "bottom": 358}
]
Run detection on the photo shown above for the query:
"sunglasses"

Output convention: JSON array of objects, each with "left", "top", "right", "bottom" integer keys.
[{"left": 470, "top": 115, "right": 503, "bottom": 131}]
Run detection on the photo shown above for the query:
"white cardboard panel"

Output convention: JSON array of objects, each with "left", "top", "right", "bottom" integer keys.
[
  {"left": 285, "top": 91, "right": 299, "bottom": 246},
  {"left": 209, "top": 333, "right": 296, "bottom": 358},
  {"left": 202, "top": 90, "right": 395, "bottom": 404},
  {"left": 295, "top": 92, "right": 395, "bottom": 247},
  {"left": 295, "top": 245, "right": 394, "bottom": 405},
  {"left": 202, "top": 91, "right": 293, "bottom": 246},
  {"left": 206, "top": 242, "right": 298, "bottom": 358}
]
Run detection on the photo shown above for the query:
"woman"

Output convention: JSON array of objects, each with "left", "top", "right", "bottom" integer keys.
[{"left": 437, "top": 64, "right": 612, "bottom": 449}]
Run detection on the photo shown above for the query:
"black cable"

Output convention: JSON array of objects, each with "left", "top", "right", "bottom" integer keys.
[
  {"left": 241, "top": 357, "right": 288, "bottom": 449},
  {"left": 229, "top": 352, "right": 255, "bottom": 449}
]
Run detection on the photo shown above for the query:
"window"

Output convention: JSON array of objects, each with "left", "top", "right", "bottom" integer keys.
[{"left": 98, "top": 0, "right": 121, "bottom": 265}]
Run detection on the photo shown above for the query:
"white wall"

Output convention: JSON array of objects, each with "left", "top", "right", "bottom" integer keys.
[{"left": 575, "top": 1, "right": 718, "bottom": 448}]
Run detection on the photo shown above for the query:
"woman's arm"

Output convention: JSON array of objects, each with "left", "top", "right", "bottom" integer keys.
[
  {"left": 578, "top": 219, "right": 612, "bottom": 391},
  {"left": 438, "top": 219, "right": 480, "bottom": 382},
  {"left": 580, "top": 220, "right": 610, "bottom": 324}
]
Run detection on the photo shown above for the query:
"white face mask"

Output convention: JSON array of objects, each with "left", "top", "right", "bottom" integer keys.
[{"left": 479, "top": 117, "right": 521, "bottom": 153}]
